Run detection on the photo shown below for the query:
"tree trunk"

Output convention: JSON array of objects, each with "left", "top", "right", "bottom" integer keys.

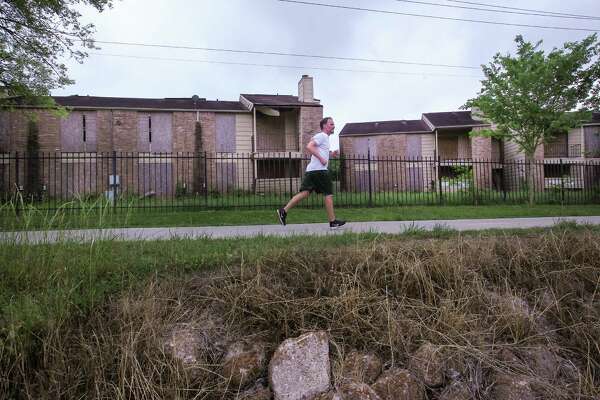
[{"left": 526, "top": 154, "right": 536, "bottom": 206}]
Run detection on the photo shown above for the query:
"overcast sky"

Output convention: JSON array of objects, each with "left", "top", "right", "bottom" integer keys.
[{"left": 53, "top": 0, "right": 600, "bottom": 149}]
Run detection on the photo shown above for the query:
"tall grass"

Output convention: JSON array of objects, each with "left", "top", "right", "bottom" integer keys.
[
  {"left": 0, "top": 191, "right": 135, "bottom": 231},
  {"left": 1, "top": 227, "right": 599, "bottom": 399}
]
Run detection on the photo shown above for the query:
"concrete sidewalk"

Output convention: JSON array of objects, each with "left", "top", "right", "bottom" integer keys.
[{"left": 2, "top": 216, "right": 600, "bottom": 244}]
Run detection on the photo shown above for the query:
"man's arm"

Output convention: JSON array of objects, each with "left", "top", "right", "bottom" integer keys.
[{"left": 306, "top": 140, "right": 327, "bottom": 166}]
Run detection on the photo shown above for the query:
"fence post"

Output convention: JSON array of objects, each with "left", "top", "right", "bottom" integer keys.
[
  {"left": 288, "top": 151, "right": 293, "bottom": 195},
  {"left": 437, "top": 156, "right": 443, "bottom": 205},
  {"left": 501, "top": 161, "right": 507, "bottom": 202},
  {"left": 203, "top": 151, "right": 208, "bottom": 208},
  {"left": 111, "top": 150, "right": 117, "bottom": 211},
  {"left": 367, "top": 147, "right": 373, "bottom": 207},
  {"left": 15, "top": 152, "right": 20, "bottom": 216},
  {"left": 560, "top": 158, "right": 565, "bottom": 205}
]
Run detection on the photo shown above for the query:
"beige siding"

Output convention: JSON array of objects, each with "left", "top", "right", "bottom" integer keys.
[
  {"left": 568, "top": 127, "right": 582, "bottom": 147},
  {"left": 503, "top": 139, "right": 524, "bottom": 162},
  {"left": 284, "top": 111, "right": 299, "bottom": 151},
  {"left": 457, "top": 135, "right": 471, "bottom": 158},
  {"left": 236, "top": 113, "right": 253, "bottom": 153},
  {"left": 421, "top": 134, "right": 435, "bottom": 158},
  {"left": 256, "top": 178, "right": 301, "bottom": 194}
]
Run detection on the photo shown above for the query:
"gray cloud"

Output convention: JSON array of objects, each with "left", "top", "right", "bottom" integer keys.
[{"left": 57, "top": 0, "right": 600, "bottom": 148}]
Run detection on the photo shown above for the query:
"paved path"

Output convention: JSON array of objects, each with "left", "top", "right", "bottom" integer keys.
[{"left": 2, "top": 216, "right": 600, "bottom": 244}]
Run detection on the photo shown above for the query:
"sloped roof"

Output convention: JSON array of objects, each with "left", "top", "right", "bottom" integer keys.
[
  {"left": 241, "top": 94, "right": 321, "bottom": 107},
  {"left": 51, "top": 96, "right": 248, "bottom": 111},
  {"left": 340, "top": 119, "right": 430, "bottom": 136},
  {"left": 422, "top": 111, "right": 489, "bottom": 128}
]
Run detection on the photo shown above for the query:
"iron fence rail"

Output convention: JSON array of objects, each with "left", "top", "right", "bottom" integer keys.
[{"left": 1, "top": 151, "right": 600, "bottom": 213}]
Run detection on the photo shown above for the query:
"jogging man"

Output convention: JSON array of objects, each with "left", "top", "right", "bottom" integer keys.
[{"left": 277, "top": 117, "right": 346, "bottom": 229}]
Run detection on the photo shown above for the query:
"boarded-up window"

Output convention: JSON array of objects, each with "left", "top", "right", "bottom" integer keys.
[
  {"left": 368, "top": 138, "right": 377, "bottom": 157},
  {"left": 60, "top": 111, "right": 97, "bottom": 152},
  {"left": 406, "top": 135, "right": 422, "bottom": 159},
  {"left": 216, "top": 161, "right": 237, "bottom": 192},
  {"left": 256, "top": 114, "right": 285, "bottom": 151},
  {"left": 216, "top": 114, "right": 236, "bottom": 152},
  {"left": 406, "top": 167, "right": 424, "bottom": 191},
  {"left": 438, "top": 137, "right": 458, "bottom": 159},
  {"left": 352, "top": 137, "right": 368, "bottom": 155},
  {"left": 585, "top": 127, "right": 600, "bottom": 157},
  {"left": 351, "top": 137, "right": 377, "bottom": 156},
  {"left": 138, "top": 113, "right": 172, "bottom": 152},
  {"left": 140, "top": 162, "right": 173, "bottom": 196}
]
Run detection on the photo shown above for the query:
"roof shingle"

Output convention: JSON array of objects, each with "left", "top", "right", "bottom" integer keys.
[
  {"left": 241, "top": 94, "right": 321, "bottom": 107},
  {"left": 422, "top": 111, "right": 489, "bottom": 128},
  {"left": 51, "top": 96, "right": 248, "bottom": 111},
  {"left": 340, "top": 119, "right": 431, "bottom": 136}
]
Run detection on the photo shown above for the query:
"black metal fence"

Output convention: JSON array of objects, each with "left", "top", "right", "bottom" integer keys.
[{"left": 1, "top": 151, "right": 600, "bottom": 213}]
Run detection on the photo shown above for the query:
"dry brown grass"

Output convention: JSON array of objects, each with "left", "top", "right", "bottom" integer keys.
[{"left": 2, "top": 229, "right": 600, "bottom": 399}]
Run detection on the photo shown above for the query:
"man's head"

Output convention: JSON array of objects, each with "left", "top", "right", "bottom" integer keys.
[{"left": 320, "top": 117, "right": 335, "bottom": 135}]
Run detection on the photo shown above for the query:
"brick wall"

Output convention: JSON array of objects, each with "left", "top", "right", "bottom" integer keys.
[
  {"left": 112, "top": 111, "right": 138, "bottom": 152},
  {"left": 299, "top": 106, "right": 323, "bottom": 153},
  {"left": 470, "top": 132, "right": 492, "bottom": 160},
  {"left": 96, "top": 111, "right": 113, "bottom": 152},
  {"left": 470, "top": 133, "right": 492, "bottom": 189}
]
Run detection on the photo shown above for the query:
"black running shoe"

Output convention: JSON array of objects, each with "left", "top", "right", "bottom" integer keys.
[
  {"left": 329, "top": 219, "right": 346, "bottom": 229},
  {"left": 277, "top": 208, "right": 287, "bottom": 226}
]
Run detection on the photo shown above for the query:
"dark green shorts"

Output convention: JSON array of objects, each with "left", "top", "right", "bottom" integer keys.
[{"left": 300, "top": 170, "right": 333, "bottom": 196}]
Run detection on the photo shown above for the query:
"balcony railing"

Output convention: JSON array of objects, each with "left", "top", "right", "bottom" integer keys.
[{"left": 544, "top": 143, "right": 582, "bottom": 158}]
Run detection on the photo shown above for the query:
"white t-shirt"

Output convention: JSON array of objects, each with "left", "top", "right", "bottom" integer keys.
[{"left": 306, "top": 132, "right": 330, "bottom": 172}]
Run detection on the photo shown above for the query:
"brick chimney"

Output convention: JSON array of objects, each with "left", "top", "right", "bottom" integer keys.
[{"left": 298, "top": 75, "right": 315, "bottom": 103}]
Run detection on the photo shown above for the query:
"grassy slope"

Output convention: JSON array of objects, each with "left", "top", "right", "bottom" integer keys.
[{"left": 2, "top": 204, "right": 600, "bottom": 230}]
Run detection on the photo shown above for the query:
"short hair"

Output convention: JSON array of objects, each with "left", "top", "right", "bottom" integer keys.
[{"left": 320, "top": 117, "right": 332, "bottom": 129}]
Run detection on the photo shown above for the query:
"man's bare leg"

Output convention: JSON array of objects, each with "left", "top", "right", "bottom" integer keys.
[
  {"left": 284, "top": 190, "right": 310, "bottom": 213},
  {"left": 324, "top": 194, "right": 335, "bottom": 222}
]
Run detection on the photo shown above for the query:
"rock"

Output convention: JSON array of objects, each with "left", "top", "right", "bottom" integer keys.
[
  {"left": 409, "top": 342, "right": 445, "bottom": 387},
  {"left": 523, "top": 346, "right": 560, "bottom": 381},
  {"left": 312, "top": 391, "right": 339, "bottom": 400},
  {"left": 239, "top": 380, "right": 272, "bottom": 400},
  {"left": 496, "top": 349, "right": 521, "bottom": 366},
  {"left": 438, "top": 381, "right": 472, "bottom": 400},
  {"left": 163, "top": 317, "right": 227, "bottom": 378},
  {"left": 490, "top": 373, "right": 535, "bottom": 400},
  {"left": 223, "top": 340, "right": 266, "bottom": 388},
  {"left": 372, "top": 368, "right": 424, "bottom": 400},
  {"left": 558, "top": 359, "right": 581, "bottom": 382},
  {"left": 163, "top": 323, "right": 207, "bottom": 366},
  {"left": 340, "top": 351, "right": 383, "bottom": 384},
  {"left": 337, "top": 382, "right": 382, "bottom": 400},
  {"left": 269, "top": 331, "right": 331, "bottom": 400}
]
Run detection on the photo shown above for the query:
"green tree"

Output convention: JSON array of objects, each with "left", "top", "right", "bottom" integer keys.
[
  {"left": 0, "top": 0, "right": 113, "bottom": 105},
  {"left": 464, "top": 34, "right": 600, "bottom": 205}
]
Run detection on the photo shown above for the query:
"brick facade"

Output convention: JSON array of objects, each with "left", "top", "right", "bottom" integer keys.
[
  {"left": 299, "top": 106, "right": 324, "bottom": 154},
  {"left": 470, "top": 132, "right": 493, "bottom": 189}
]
